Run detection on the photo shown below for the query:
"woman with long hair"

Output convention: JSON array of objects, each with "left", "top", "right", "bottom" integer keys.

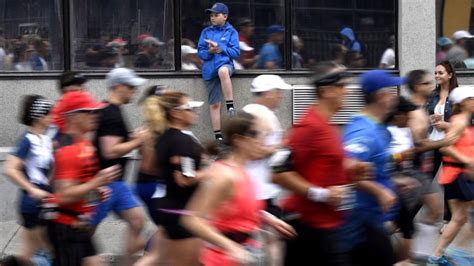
[
  {"left": 426, "top": 60, "right": 459, "bottom": 227},
  {"left": 133, "top": 85, "right": 170, "bottom": 266},
  {"left": 3, "top": 95, "right": 54, "bottom": 265},
  {"left": 181, "top": 112, "right": 296, "bottom": 266},
  {"left": 426, "top": 86, "right": 474, "bottom": 265},
  {"left": 151, "top": 91, "right": 206, "bottom": 265}
]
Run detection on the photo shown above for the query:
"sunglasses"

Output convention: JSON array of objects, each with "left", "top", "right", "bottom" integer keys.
[
  {"left": 418, "top": 81, "right": 434, "bottom": 85},
  {"left": 73, "top": 109, "right": 99, "bottom": 115},
  {"left": 241, "top": 129, "right": 259, "bottom": 138}
]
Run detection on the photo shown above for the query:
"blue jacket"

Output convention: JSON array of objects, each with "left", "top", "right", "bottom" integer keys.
[
  {"left": 425, "top": 87, "right": 454, "bottom": 122},
  {"left": 198, "top": 22, "right": 240, "bottom": 80}
]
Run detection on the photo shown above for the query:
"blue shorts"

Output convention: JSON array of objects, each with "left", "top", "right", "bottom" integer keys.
[
  {"left": 91, "top": 181, "right": 141, "bottom": 225},
  {"left": 19, "top": 184, "right": 51, "bottom": 228},
  {"left": 135, "top": 181, "right": 166, "bottom": 218},
  {"left": 205, "top": 64, "right": 234, "bottom": 105}
]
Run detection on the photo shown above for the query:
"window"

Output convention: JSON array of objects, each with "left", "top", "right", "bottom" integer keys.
[
  {"left": 71, "top": 0, "right": 174, "bottom": 70},
  {"left": 292, "top": 0, "right": 397, "bottom": 69},
  {"left": 180, "top": 0, "right": 286, "bottom": 71},
  {"left": 0, "top": 0, "right": 63, "bottom": 71},
  {"left": 436, "top": 0, "right": 474, "bottom": 69}
]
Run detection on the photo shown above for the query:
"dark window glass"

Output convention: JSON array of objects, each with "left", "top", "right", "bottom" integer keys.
[
  {"left": 71, "top": 0, "right": 174, "bottom": 71},
  {"left": 180, "top": 0, "right": 285, "bottom": 71},
  {"left": 292, "top": 0, "right": 396, "bottom": 69},
  {"left": 0, "top": 0, "right": 63, "bottom": 71},
  {"left": 436, "top": 0, "right": 474, "bottom": 69}
]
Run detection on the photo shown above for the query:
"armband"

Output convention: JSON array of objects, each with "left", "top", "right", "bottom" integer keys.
[{"left": 269, "top": 148, "right": 293, "bottom": 173}]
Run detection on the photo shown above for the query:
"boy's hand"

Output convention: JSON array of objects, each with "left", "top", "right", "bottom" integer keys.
[{"left": 208, "top": 46, "right": 221, "bottom": 54}]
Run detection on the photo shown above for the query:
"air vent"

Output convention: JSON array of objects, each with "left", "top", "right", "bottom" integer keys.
[{"left": 292, "top": 85, "right": 397, "bottom": 125}]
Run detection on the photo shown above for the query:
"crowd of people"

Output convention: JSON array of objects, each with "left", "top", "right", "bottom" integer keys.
[
  {"left": 0, "top": 34, "right": 50, "bottom": 71},
  {"left": 1, "top": 2, "right": 474, "bottom": 266}
]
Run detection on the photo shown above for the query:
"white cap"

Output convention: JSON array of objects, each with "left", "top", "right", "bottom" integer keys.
[
  {"left": 189, "top": 101, "right": 204, "bottom": 108},
  {"left": 181, "top": 45, "right": 197, "bottom": 55},
  {"left": 141, "top": 36, "right": 165, "bottom": 46},
  {"left": 106, "top": 68, "right": 146, "bottom": 88},
  {"left": 251, "top": 75, "right": 292, "bottom": 93},
  {"left": 449, "top": 86, "right": 474, "bottom": 104},
  {"left": 239, "top": 41, "right": 254, "bottom": 51},
  {"left": 453, "top": 30, "right": 474, "bottom": 41}
]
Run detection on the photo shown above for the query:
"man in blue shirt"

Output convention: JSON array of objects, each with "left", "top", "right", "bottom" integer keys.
[
  {"left": 342, "top": 70, "right": 404, "bottom": 266},
  {"left": 257, "top": 25, "right": 284, "bottom": 69}
]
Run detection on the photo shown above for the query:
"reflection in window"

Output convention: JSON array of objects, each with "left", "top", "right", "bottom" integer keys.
[
  {"left": 292, "top": 0, "right": 396, "bottom": 69},
  {"left": 180, "top": 0, "right": 285, "bottom": 71},
  {"left": 71, "top": 0, "right": 174, "bottom": 70},
  {"left": 0, "top": 0, "right": 63, "bottom": 71},
  {"left": 436, "top": 0, "right": 474, "bottom": 69}
]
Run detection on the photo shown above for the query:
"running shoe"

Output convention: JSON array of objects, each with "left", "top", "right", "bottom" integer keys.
[
  {"left": 427, "top": 255, "right": 453, "bottom": 266},
  {"left": 227, "top": 107, "right": 236, "bottom": 117},
  {"left": 445, "top": 247, "right": 474, "bottom": 266}
]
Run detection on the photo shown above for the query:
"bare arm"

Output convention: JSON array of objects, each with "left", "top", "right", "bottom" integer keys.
[
  {"left": 408, "top": 109, "right": 429, "bottom": 143},
  {"left": 53, "top": 166, "right": 119, "bottom": 204},
  {"left": 181, "top": 167, "right": 244, "bottom": 256},
  {"left": 272, "top": 171, "right": 312, "bottom": 196},
  {"left": 99, "top": 135, "right": 142, "bottom": 160},
  {"left": 416, "top": 116, "right": 466, "bottom": 152},
  {"left": 3, "top": 155, "right": 50, "bottom": 199}
]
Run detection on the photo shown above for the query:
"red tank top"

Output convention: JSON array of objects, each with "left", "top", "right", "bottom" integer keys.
[
  {"left": 440, "top": 115, "right": 474, "bottom": 184},
  {"left": 201, "top": 161, "right": 264, "bottom": 266}
]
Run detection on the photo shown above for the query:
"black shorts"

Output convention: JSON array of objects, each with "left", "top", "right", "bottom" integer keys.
[
  {"left": 349, "top": 224, "right": 396, "bottom": 266},
  {"left": 47, "top": 222, "right": 96, "bottom": 266},
  {"left": 152, "top": 198, "right": 194, "bottom": 240},
  {"left": 394, "top": 199, "right": 415, "bottom": 239},
  {"left": 284, "top": 219, "right": 350, "bottom": 266},
  {"left": 444, "top": 174, "right": 474, "bottom": 201},
  {"left": 265, "top": 198, "right": 283, "bottom": 218},
  {"left": 20, "top": 212, "right": 46, "bottom": 229}
]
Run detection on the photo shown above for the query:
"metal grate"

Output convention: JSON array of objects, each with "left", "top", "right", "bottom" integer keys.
[{"left": 292, "top": 84, "right": 397, "bottom": 125}]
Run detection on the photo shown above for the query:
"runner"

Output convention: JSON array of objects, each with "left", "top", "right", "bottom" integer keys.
[
  {"left": 272, "top": 62, "right": 370, "bottom": 266},
  {"left": 46, "top": 91, "right": 119, "bottom": 266},
  {"left": 133, "top": 85, "right": 170, "bottom": 266},
  {"left": 342, "top": 70, "right": 404, "bottom": 266},
  {"left": 92, "top": 68, "right": 148, "bottom": 266},
  {"left": 3, "top": 95, "right": 54, "bottom": 265},
  {"left": 424, "top": 86, "right": 474, "bottom": 265},
  {"left": 242, "top": 74, "right": 292, "bottom": 265},
  {"left": 181, "top": 112, "right": 296, "bottom": 266},
  {"left": 152, "top": 91, "right": 205, "bottom": 265}
]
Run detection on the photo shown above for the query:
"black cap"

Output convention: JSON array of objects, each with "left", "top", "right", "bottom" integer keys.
[
  {"left": 397, "top": 96, "right": 417, "bottom": 112},
  {"left": 60, "top": 71, "right": 87, "bottom": 88}
]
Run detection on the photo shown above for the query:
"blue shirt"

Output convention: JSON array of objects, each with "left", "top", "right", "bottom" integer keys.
[
  {"left": 341, "top": 114, "right": 398, "bottom": 249},
  {"left": 257, "top": 43, "right": 282, "bottom": 69},
  {"left": 13, "top": 132, "right": 53, "bottom": 185}
]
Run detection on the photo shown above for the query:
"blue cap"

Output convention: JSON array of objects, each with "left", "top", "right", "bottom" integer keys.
[
  {"left": 267, "top": 25, "right": 284, "bottom": 35},
  {"left": 360, "top": 70, "right": 405, "bottom": 94},
  {"left": 437, "top": 37, "right": 453, "bottom": 47},
  {"left": 206, "top": 3, "right": 229, "bottom": 14}
]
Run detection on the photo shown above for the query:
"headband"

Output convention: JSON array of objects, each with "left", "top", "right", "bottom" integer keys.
[{"left": 29, "top": 98, "right": 53, "bottom": 120}]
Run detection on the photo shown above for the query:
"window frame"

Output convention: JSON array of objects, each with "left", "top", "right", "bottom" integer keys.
[{"left": 0, "top": 0, "right": 399, "bottom": 77}]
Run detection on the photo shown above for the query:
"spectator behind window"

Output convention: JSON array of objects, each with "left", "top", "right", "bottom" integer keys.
[
  {"left": 237, "top": 18, "right": 256, "bottom": 69},
  {"left": 257, "top": 25, "right": 284, "bottom": 69},
  {"left": 134, "top": 36, "right": 164, "bottom": 68}
]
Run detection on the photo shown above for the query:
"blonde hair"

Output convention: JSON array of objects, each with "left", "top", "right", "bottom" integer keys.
[{"left": 142, "top": 96, "right": 167, "bottom": 134}]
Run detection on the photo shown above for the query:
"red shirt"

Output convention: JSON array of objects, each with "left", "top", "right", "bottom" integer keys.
[
  {"left": 53, "top": 137, "right": 100, "bottom": 225},
  {"left": 283, "top": 108, "right": 349, "bottom": 229}
]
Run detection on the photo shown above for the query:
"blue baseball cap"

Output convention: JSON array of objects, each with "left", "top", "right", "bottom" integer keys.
[
  {"left": 267, "top": 25, "right": 284, "bottom": 35},
  {"left": 437, "top": 37, "right": 453, "bottom": 47},
  {"left": 206, "top": 3, "right": 229, "bottom": 14},
  {"left": 360, "top": 70, "right": 405, "bottom": 95}
]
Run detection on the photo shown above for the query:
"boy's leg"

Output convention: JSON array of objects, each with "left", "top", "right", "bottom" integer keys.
[
  {"left": 217, "top": 65, "right": 235, "bottom": 116},
  {"left": 205, "top": 78, "right": 224, "bottom": 140}
]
